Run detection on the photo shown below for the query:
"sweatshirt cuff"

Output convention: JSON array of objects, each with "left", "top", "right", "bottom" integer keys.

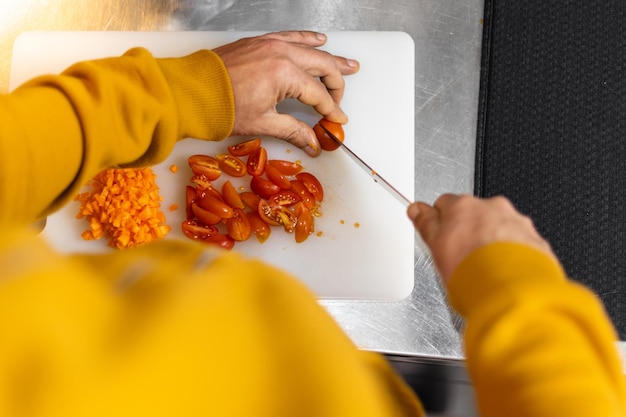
[
  {"left": 157, "top": 50, "right": 235, "bottom": 141},
  {"left": 447, "top": 242, "right": 567, "bottom": 318}
]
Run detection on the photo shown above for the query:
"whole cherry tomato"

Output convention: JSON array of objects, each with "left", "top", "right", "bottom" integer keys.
[
  {"left": 216, "top": 154, "right": 247, "bottom": 177},
  {"left": 247, "top": 146, "right": 267, "bottom": 177},
  {"left": 188, "top": 155, "right": 222, "bottom": 180},
  {"left": 228, "top": 138, "right": 261, "bottom": 156},
  {"left": 313, "top": 118, "right": 344, "bottom": 152}
]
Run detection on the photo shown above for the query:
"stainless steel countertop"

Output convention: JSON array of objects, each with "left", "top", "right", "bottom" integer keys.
[{"left": 0, "top": 0, "right": 484, "bottom": 359}]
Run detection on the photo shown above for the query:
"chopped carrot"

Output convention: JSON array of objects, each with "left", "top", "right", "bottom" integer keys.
[
  {"left": 169, "top": 164, "right": 179, "bottom": 173},
  {"left": 169, "top": 203, "right": 179, "bottom": 212},
  {"left": 75, "top": 167, "right": 171, "bottom": 249}
]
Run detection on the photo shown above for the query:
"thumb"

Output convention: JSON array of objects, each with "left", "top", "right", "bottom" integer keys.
[
  {"left": 407, "top": 202, "right": 440, "bottom": 247},
  {"left": 263, "top": 113, "right": 322, "bottom": 157}
]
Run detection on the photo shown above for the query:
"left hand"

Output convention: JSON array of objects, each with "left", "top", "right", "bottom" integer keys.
[{"left": 213, "top": 31, "right": 360, "bottom": 157}]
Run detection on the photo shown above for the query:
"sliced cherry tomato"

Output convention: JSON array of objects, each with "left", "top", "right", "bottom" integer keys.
[
  {"left": 225, "top": 208, "right": 251, "bottom": 241},
  {"left": 257, "top": 199, "right": 282, "bottom": 227},
  {"left": 269, "top": 191, "right": 301, "bottom": 207},
  {"left": 267, "top": 159, "right": 303, "bottom": 175},
  {"left": 246, "top": 146, "right": 267, "bottom": 177},
  {"left": 246, "top": 211, "right": 271, "bottom": 243},
  {"left": 275, "top": 205, "right": 297, "bottom": 233},
  {"left": 191, "top": 203, "right": 222, "bottom": 225},
  {"left": 240, "top": 191, "right": 261, "bottom": 211},
  {"left": 185, "top": 185, "right": 196, "bottom": 220},
  {"left": 250, "top": 175, "right": 281, "bottom": 199},
  {"left": 181, "top": 219, "right": 219, "bottom": 240},
  {"left": 295, "top": 172, "right": 324, "bottom": 202},
  {"left": 314, "top": 118, "right": 344, "bottom": 152},
  {"left": 201, "top": 233, "right": 235, "bottom": 250},
  {"left": 227, "top": 138, "right": 261, "bottom": 156},
  {"left": 188, "top": 155, "right": 221, "bottom": 180},
  {"left": 196, "top": 193, "right": 234, "bottom": 219},
  {"left": 290, "top": 180, "right": 316, "bottom": 209},
  {"left": 294, "top": 202, "right": 314, "bottom": 243},
  {"left": 265, "top": 164, "right": 292, "bottom": 190},
  {"left": 190, "top": 174, "right": 214, "bottom": 190},
  {"left": 221, "top": 180, "right": 245, "bottom": 209},
  {"left": 216, "top": 154, "right": 246, "bottom": 177}
]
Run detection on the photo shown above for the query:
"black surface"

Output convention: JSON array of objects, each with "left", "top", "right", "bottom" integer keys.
[{"left": 475, "top": 1, "right": 626, "bottom": 337}]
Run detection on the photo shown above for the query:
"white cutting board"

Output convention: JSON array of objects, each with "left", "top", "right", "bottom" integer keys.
[{"left": 11, "top": 31, "right": 415, "bottom": 300}]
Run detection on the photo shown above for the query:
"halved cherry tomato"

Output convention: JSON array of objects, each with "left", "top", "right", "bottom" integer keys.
[
  {"left": 290, "top": 180, "right": 316, "bottom": 209},
  {"left": 267, "top": 159, "right": 303, "bottom": 175},
  {"left": 221, "top": 180, "right": 245, "bottom": 209},
  {"left": 257, "top": 199, "right": 282, "bottom": 227},
  {"left": 227, "top": 138, "right": 261, "bottom": 156},
  {"left": 181, "top": 219, "right": 219, "bottom": 240},
  {"left": 269, "top": 191, "right": 301, "bottom": 207},
  {"left": 240, "top": 191, "right": 261, "bottom": 210},
  {"left": 216, "top": 154, "right": 246, "bottom": 177},
  {"left": 225, "top": 208, "right": 251, "bottom": 241},
  {"left": 246, "top": 146, "right": 267, "bottom": 177},
  {"left": 196, "top": 193, "right": 234, "bottom": 219},
  {"left": 314, "top": 118, "right": 345, "bottom": 152},
  {"left": 202, "top": 233, "right": 235, "bottom": 250},
  {"left": 294, "top": 202, "right": 314, "bottom": 243},
  {"left": 295, "top": 172, "right": 324, "bottom": 202},
  {"left": 188, "top": 155, "right": 222, "bottom": 180},
  {"left": 246, "top": 211, "right": 271, "bottom": 243},
  {"left": 250, "top": 175, "right": 281, "bottom": 199},
  {"left": 191, "top": 203, "right": 222, "bottom": 225},
  {"left": 265, "top": 164, "right": 292, "bottom": 190}
]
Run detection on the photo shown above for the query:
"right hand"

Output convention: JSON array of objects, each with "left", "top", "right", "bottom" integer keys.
[{"left": 407, "top": 194, "right": 557, "bottom": 285}]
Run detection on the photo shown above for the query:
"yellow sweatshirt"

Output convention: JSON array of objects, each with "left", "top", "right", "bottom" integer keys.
[{"left": 0, "top": 46, "right": 624, "bottom": 416}]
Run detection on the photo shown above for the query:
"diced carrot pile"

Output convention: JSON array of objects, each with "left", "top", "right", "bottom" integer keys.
[{"left": 75, "top": 168, "right": 171, "bottom": 249}]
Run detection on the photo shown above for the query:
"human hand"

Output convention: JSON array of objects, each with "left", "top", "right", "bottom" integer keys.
[
  {"left": 407, "top": 194, "right": 557, "bottom": 285},
  {"left": 212, "top": 31, "right": 360, "bottom": 157}
]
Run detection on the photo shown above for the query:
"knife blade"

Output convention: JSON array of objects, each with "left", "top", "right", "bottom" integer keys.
[{"left": 320, "top": 125, "right": 412, "bottom": 207}]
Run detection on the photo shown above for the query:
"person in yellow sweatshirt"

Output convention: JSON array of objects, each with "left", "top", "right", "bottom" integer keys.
[{"left": 0, "top": 30, "right": 624, "bottom": 416}]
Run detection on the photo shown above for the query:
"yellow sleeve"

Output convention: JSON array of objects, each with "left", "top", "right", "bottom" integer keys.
[
  {"left": 0, "top": 47, "right": 234, "bottom": 226},
  {"left": 448, "top": 242, "right": 626, "bottom": 417},
  {"left": 0, "top": 230, "right": 424, "bottom": 417}
]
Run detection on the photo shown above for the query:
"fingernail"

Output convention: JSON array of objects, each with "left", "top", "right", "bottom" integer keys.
[
  {"left": 407, "top": 203, "right": 420, "bottom": 221},
  {"left": 316, "top": 32, "right": 327, "bottom": 41},
  {"left": 346, "top": 59, "right": 359, "bottom": 68}
]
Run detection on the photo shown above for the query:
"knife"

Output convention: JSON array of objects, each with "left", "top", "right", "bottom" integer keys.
[{"left": 320, "top": 125, "right": 412, "bottom": 208}]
